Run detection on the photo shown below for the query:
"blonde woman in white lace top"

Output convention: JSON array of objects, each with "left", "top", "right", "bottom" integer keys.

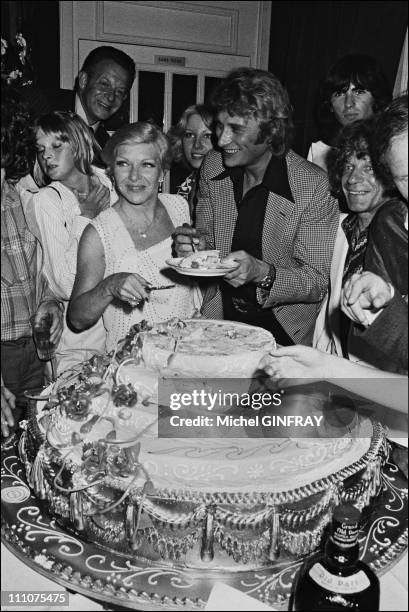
[{"left": 68, "top": 122, "right": 201, "bottom": 352}]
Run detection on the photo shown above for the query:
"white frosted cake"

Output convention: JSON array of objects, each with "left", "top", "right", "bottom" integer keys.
[
  {"left": 19, "top": 319, "right": 387, "bottom": 569},
  {"left": 141, "top": 318, "right": 276, "bottom": 376}
]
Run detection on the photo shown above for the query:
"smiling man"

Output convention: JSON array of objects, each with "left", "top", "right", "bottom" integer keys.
[
  {"left": 339, "top": 94, "right": 408, "bottom": 374},
  {"left": 25, "top": 47, "right": 136, "bottom": 151},
  {"left": 174, "top": 68, "right": 339, "bottom": 345},
  {"left": 75, "top": 47, "right": 136, "bottom": 149},
  {"left": 314, "top": 118, "right": 395, "bottom": 361}
]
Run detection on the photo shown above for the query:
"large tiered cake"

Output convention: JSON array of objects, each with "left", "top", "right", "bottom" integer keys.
[{"left": 19, "top": 319, "right": 387, "bottom": 570}]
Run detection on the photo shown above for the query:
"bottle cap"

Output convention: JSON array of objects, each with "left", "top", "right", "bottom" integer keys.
[{"left": 331, "top": 504, "right": 360, "bottom": 548}]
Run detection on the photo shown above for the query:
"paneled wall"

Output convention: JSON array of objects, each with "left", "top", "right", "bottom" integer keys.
[{"left": 60, "top": 1, "right": 271, "bottom": 89}]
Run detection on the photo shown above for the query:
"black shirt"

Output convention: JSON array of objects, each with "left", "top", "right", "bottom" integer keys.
[
  {"left": 339, "top": 213, "right": 371, "bottom": 357},
  {"left": 212, "top": 154, "right": 295, "bottom": 344}
]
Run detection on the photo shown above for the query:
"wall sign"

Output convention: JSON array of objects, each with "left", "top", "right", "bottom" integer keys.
[{"left": 155, "top": 55, "right": 186, "bottom": 67}]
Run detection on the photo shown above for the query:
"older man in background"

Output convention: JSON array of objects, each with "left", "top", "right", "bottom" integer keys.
[
  {"left": 22, "top": 46, "right": 136, "bottom": 149},
  {"left": 73, "top": 46, "right": 136, "bottom": 148}
]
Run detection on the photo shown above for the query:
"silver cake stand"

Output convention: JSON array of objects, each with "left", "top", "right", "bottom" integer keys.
[{"left": 1, "top": 433, "right": 408, "bottom": 611}]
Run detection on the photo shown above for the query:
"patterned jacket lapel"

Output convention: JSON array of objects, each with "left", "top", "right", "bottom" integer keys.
[
  {"left": 262, "top": 192, "right": 294, "bottom": 263},
  {"left": 212, "top": 176, "right": 238, "bottom": 257}
]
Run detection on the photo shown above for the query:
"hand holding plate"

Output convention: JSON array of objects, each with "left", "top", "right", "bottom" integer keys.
[{"left": 223, "top": 251, "right": 268, "bottom": 287}]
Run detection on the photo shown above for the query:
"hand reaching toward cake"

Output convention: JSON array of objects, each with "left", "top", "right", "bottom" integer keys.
[
  {"left": 260, "top": 345, "right": 407, "bottom": 412},
  {"left": 261, "top": 346, "right": 337, "bottom": 383}
]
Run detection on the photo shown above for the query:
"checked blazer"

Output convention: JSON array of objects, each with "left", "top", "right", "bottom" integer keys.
[{"left": 195, "top": 149, "right": 340, "bottom": 345}]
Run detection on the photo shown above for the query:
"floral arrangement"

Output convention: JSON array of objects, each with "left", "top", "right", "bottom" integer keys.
[{"left": 1, "top": 33, "right": 34, "bottom": 86}]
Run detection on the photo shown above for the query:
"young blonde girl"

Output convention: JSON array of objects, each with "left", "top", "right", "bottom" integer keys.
[{"left": 32, "top": 111, "right": 117, "bottom": 373}]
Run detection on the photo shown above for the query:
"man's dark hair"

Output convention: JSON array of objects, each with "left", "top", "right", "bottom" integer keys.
[
  {"left": 316, "top": 54, "right": 391, "bottom": 145},
  {"left": 80, "top": 46, "right": 136, "bottom": 87},
  {"left": 327, "top": 118, "right": 386, "bottom": 207},
  {"left": 211, "top": 67, "right": 294, "bottom": 156},
  {"left": 371, "top": 93, "right": 408, "bottom": 188}
]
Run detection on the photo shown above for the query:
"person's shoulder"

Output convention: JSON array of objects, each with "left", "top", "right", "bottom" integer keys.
[
  {"left": 200, "top": 149, "right": 225, "bottom": 178},
  {"left": 34, "top": 182, "right": 75, "bottom": 205},
  {"left": 32, "top": 183, "right": 61, "bottom": 204},
  {"left": 287, "top": 149, "right": 328, "bottom": 179},
  {"left": 90, "top": 206, "right": 117, "bottom": 234},
  {"left": 307, "top": 141, "right": 331, "bottom": 172},
  {"left": 160, "top": 192, "right": 188, "bottom": 206},
  {"left": 286, "top": 149, "right": 332, "bottom": 196},
  {"left": 159, "top": 193, "right": 189, "bottom": 213},
  {"left": 15, "top": 175, "right": 39, "bottom": 194},
  {"left": 96, "top": 206, "right": 117, "bottom": 221},
  {"left": 368, "top": 198, "right": 408, "bottom": 242},
  {"left": 372, "top": 197, "right": 407, "bottom": 225}
]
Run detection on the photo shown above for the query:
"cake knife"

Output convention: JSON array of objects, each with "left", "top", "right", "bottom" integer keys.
[{"left": 147, "top": 284, "right": 176, "bottom": 291}]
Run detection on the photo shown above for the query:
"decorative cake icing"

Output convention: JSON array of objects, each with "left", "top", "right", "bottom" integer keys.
[{"left": 19, "top": 319, "right": 387, "bottom": 571}]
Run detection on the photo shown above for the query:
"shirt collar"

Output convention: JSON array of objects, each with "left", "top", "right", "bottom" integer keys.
[
  {"left": 75, "top": 94, "right": 100, "bottom": 131},
  {"left": 342, "top": 213, "right": 368, "bottom": 244},
  {"left": 212, "top": 153, "right": 294, "bottom": 203}
]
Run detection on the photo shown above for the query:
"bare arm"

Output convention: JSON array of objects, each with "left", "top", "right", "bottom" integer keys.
[
  {"left": 68, "top": 225, "right": 149, "bottom": 331},
  {"left": 261, "top": 345, "right": 408, "bottom": 414}
]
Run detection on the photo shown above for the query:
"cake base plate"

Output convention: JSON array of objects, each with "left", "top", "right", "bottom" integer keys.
[{"left": 1, "top": 435, "right": 408, "bottom": 611}]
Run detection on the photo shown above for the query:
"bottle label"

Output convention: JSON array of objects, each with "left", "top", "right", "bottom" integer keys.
[
  {"left": 332, "top": 521, "right": 359, "bottom": 547},
  {"left": 309, "top": 563, "right": 371, "bottom": 594}
]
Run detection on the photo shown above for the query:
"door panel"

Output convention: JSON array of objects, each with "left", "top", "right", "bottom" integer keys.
[
  {"left": 138, "top": 71, "right": 166, "bottom": 127},
  {"left": 172, "top": 74, "right": 198, "bottom": 125}
]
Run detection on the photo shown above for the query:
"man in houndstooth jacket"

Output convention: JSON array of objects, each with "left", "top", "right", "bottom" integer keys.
[{"left": 174, "top": 68, "right": 339, "bottom": 346}]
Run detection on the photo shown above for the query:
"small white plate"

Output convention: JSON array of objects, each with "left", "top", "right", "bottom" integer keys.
[{"left": 165, "top": 258, "right": 236, "bottom": 277}]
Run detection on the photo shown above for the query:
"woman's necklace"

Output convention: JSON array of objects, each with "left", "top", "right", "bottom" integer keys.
[
  {"left": 138, "top": 208, "right": 157, "bottom": 239},
  {"left": 121, "top": 203, "right": 160, "bottom": 239}
]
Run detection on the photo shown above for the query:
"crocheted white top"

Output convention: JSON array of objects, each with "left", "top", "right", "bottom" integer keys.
[{"left": 92, "top": 194, "right": 202, "bottom": 352}]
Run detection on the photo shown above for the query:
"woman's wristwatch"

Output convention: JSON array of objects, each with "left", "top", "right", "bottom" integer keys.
[{"left": 257, "top": 264, "right": 276, "bottom": 291}]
